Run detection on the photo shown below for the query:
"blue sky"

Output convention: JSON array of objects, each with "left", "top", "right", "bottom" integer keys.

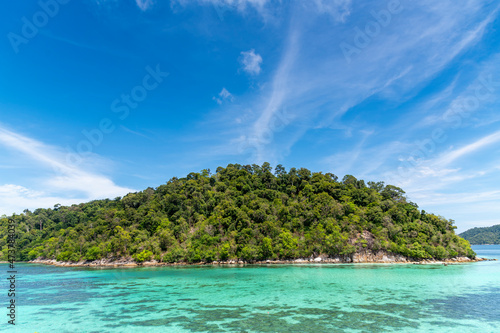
[{"left": 1, "top": 0, "right": 500, "bottom": 232}]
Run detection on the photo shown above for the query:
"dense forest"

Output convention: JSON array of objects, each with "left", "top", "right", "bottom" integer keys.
[
  {"left": 0, "top": 163, "right": 475, "bottom": 263},
  {"left": 459, "top": 224, "right": 500, "bottom": 245}
]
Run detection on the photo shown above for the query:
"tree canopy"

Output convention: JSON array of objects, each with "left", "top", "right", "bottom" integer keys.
[
  {"left": 459, "top": 224, "right": 500, "bottom": 245},
  {"left": 0, "top": 163, "right": 475, "bottom": 263}
]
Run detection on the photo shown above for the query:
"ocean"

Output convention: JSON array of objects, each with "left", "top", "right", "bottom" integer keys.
[{"left": 2, "top": 245, "right": 500, "bottom": 332}]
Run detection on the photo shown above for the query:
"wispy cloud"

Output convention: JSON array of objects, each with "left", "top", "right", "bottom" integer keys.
[
  {"left": 436, "top": 130, "right": 500, "bottom": 166},
  {"left": 213, "top": 87, "right": 234, "bottom": 104},
  {"left": 241, "top": 29, "right": 298, "bottom": 162},
  {"left": 376, "top": 130, "right": 500, "bottom": 232},
  {"left": 240, "top": 49, "right": 263, "bottom": 75},
  {"left": 159, "top": 0, "right": 500, "bottom": 232},
  {"left": 0, "top": 125, "right": 134, "bottom": 215},
  {"left": 387, "top": 130, "right": 500, "bottom": 192},
  {"left": 120, "top": 125, "right": 154, "bottom": 140},
  {"left": 311, "top": 0, "right": 351, "bottom": 22},
  {"left": 39, "top": 31, "right": 142, "bottom": 61},
  {"left": 323, "top": 130, "right": 374, "bottom": 177},
  {"left": 172, "top": 0, "right": 352, "bottom": 22},
  {"left": 136, "top": 0, "right": 155, "bottom": 11},
  {"left": 171, "top": 0, "right": 271, "bottom": 18},
  {"left": 205, "top": 1, "right": 499, "bottom": 168}
]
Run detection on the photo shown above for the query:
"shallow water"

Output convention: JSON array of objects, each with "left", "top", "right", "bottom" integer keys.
[{"left": 2, "top": 245, "right": 499, "bottom": 332}]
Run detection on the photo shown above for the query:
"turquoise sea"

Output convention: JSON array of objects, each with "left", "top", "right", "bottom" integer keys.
[{"left": 2, "top": 245, "right": 500, "bottom": 332}]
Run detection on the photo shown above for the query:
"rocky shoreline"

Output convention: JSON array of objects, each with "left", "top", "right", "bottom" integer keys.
[{"left": 28, "top": 250, "right": 495, "bottom": 268}]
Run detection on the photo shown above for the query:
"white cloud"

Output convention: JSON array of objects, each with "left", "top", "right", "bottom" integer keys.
[
  {"left": 243, "top": 31, "right": 298, "bottom": 162},
  {"left": 311, "top": 0, "right": 351, "bottom": 22},
  {"left": 0, "top": 185, "right": 42, "bottom": 199},
  {"left": 0, "top": 184, "right": 77, "bottom": 216},
  {"left": 436, "top": 130, "right": 500, "bottom": 166},
  {"left": 219, "top": 87, "right": 232, "bottom": 99},
  {"left": 213, "top": 87, "right": 234, "bottom": 104},
  {"left": 187, "top": 1, "right": 499, "bottom": 195},
  {"left": 136, "top": 0, "right": 155, "bottom": 11},
  {"left": 172, "top": 0, "right": 269, "bottom": 12},
  {"left": 0, "top": 125, "right": 134, "bottom": 216},
  {"left": 171, "top": 0, "right": 273, "bottom": 21},
  {"left": 254, "top": 2, "right": 498, "bottom": 163},
  {"left": 385, "top": 130, "right": 500, "bottom": 190},
  {"left": 386, "top": 130, "right": 500, "bottom": 192},
  {"left": 371, "top": 129, "right": 500, "bottom": 231},
  {"left": 91, "top": 0, "right": 155, "bottom": 12},
  {"left": 173, "top": 0, "right": 351, "bottom": 22},
  {"left": 240, "top": 49, "right": 263, "bottom": 75}
]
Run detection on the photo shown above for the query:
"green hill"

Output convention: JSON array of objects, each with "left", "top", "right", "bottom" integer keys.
[
  {"left": 459, "top": 225, "right": 500, "bottom": 245},
  {"left": 0, "top": 163, "right": 475, "bottom": 263}
]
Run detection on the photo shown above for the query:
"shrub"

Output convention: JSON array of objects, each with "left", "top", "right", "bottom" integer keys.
[
  {"left": 134, "top": 250, "right": 153, "bottom": 263},
  {"left": 85, "top": 246, "right": 102, "bottom": 261},
  {"left": 219, "top": 243, "right": 231, "bottom": 260},
  {"left": 56, "top": 251, "right": 73, "bottom": 262},
  {"left": 69, "top": 253, "right": 81, "bottom": 262}
]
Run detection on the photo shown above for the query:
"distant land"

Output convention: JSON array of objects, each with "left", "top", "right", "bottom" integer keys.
[
  {"left": 0, "top": 163, "right": 476, "bottom": 265},
  {"left": 459, "top": 225, "right": 500, "bottom": 245}
]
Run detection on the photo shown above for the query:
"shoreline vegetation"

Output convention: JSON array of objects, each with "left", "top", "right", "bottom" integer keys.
[{"left": 1, "top": 163, "right": 477, "bottom": 265}]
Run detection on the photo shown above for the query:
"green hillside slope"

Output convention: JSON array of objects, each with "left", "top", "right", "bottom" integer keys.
[
  {"left": 459, "top": 225, "right": 500, "bottom": 245},
  {"left": 0, "top": 163, "right": 475, "bottom": 263}
]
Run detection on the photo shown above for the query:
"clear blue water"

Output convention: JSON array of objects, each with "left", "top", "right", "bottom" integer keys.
[{"left": 2, "top": 245, "right": 499, "bottom": 332}]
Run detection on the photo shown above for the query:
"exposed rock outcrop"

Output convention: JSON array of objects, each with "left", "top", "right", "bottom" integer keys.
[{"left": 28, "top": 250, "right": 492, "bottom": 267}]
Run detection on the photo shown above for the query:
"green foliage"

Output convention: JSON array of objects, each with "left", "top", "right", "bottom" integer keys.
[
  {"left": 260, "top": 237, "right": 274, "bottom": 259},
  {"left": 85, "top": 246, "right": 102, "bottom": 261},
  {"left": 134, "top": 250, "right": 153, "bottom": 263},
  {"left": 459, "top": 224, "right": 500, "bottom": 244},
  {"left": 56, "top": 251, "right": 73, "bottom": 262},
  {"left": 70, "top": 252, "right": 81, "bottom": 262},
  {"left": 219, "top": 242, "right": 231, "bottom": 260},
  {"left": 0, "top": 163, "right": 475, "bottom": 263},
  {"left": 239, "top": 245, "right": 258, "bottom": 261},
  {"left": 407, "top": 242, "right": 431, "bottom": 259}
]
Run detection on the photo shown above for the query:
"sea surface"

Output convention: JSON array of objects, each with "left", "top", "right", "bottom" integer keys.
[{"left": 2, "top": 245, "right": 500, "bottom": 332}]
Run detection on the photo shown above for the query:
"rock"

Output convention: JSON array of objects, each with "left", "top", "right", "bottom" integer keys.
[
  {"left": 314, "top": 257, "right": 322, "bottom": 262},
  {"left": 381, "top": 255, "right": 392, "bottom": 262}
]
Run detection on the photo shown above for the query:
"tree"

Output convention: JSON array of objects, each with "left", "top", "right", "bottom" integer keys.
[
  {"left": 114, "top": 226, "right": 131, "bottom": 255},
  {"left": 86, "top": 246, "right": 102, "bottom": 261},
  {"left": 134, "top": 250, "right": 153, "bottom": 262},
  {"left": 240, "top": 245, "right": 258, "bottom": 261},
  {"left": 367, "top": 181, "right": 385, "bottom": 192},
  {"left": 278, "top": 231, "right": 298, "bottom": 258},
  {"left": 342, "top": 175, "right": 357, "bottom": 186},
  {"left": 381, "top": 185, "right": 406, "bottom": 202},
  {"left": 274, "top": 164, "right": 286, "bottom": 177},
  {"left": 261, "top": 162, "right": 272, "bottom": 174},
  {"left": 0, "top": 163, "right": 475, "bottom": 264},
  {"left": 260, "top": 237, "right": 274, "bottom": 259}
]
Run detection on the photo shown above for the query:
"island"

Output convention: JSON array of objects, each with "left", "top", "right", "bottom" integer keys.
[
  {"left": 0, "top": 163, "right": 477, "bottom": 266},
  {"left": 459, "top": 224, "right": 500, "bottom": 245}
]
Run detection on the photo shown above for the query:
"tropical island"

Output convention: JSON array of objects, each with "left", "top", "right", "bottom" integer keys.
[
  {"left": 0, "top": 163, "right": 477, "bottom": 266},
  {"left": 459, "top": 224, "right": 500, "bottom": 245}
]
